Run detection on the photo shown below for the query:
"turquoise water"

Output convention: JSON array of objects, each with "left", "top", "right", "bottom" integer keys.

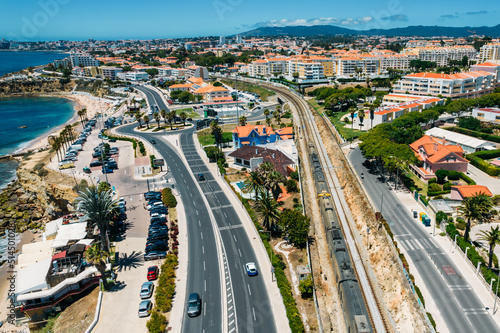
[
  {"left": 235, "top": 181, "right": 246, "bottom": 190},
  {"left": 0, "top": 50, "right": 68, "bottom": 76}
]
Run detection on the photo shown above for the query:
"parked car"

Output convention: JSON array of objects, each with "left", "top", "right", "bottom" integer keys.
[
  {"left": 109, "top": 138, "right": 116, "bottom": 142},
  {"left": 104, "top": 161, "right": 118, "bottom": 170},
  {"left": 150, "top": 139, "right": 156, "bottom": 144},
  {"left": 83, "top": 167, "right": 91, "bottom": 174},
  {"left": 119, "top": 197, "right": 126, "bottom": 205},
  {"left": 90, "top": 160, "right": 103, "bottom": 167},
  {"left": 118, "top": 202, "right": 126, "bottom": 211},
  {"left": 145, "top": 241, "right": 168, "bottom": 253},
  {"left": 198, "top": 173, "right": 205, "bottom": 181},
  {"left": 150, "top": 216, "right": 167, "bottom": 224},
  {"left": 245, "top": 262, "right": 258, "bottom": 276},
  {"left": 102, "top": 166, "right": 114, "bottom": 174},
  {"left": 144, "top": 251, "right": 167, "bottom": 261},
  {"left": 144, "top": 191, "right": 161, "bottom": 200},
  {"left": 147, "top": 266, "right": 159, "bottom": 281},
  {"left": 140, "top": 281, "right": 154, "bottom": 299},
  {"left": 138, "top": 300, "right": 152, "bottom": 317},
  {"left": 187, "top": 293, "right": 202, "bottom": 317},
  {"left": 147, "top": 201, "right": 165, "bottom": 211},
  {"left": 59, "top": 162, "right": 74, "bottom": 170},
  {"left": 148, "top": 225, "right": 168, "bottom": 232},
  {"left": 150, "top": 207, "right": 168, "bottom": 216},
  {"left": 147, "top": 233, "right": 168, "bottom": 243},
  {"left": 150, "top": 213, "right": 167, "bottom": 219}
]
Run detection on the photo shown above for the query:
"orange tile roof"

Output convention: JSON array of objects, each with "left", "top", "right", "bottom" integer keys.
[
  {"left": 170, "top": 83, "right": 192, "bottom": 89},
  {"left": 453, "top": 185, "right": 493, "bottom": 198},
  {"left": 232, "top": 125, "right": 275, "bottom": 137},
  {"left": 275, "top": 127, "right": 293, "bottom": 136}
]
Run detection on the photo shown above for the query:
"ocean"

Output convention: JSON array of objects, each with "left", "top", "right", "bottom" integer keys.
[{"left": 0, "top": 50, "right": 68, "bottom": 77}]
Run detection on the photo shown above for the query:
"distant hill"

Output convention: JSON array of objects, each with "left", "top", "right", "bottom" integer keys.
[{"left": 238, "top": 24, "right": 500, "bottom": 37}]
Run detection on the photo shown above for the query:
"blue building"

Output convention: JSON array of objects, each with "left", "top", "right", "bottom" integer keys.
[{"left": 232, "top": 125, "right": 294, "bottom": 148}]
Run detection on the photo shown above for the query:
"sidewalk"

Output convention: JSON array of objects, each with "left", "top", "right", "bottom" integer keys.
[
  {"left": 191, "top": 135, "right": 291, "bottom": 333},
  {"left": 393, "top": 187, "right": 500, "bottom": 331}
]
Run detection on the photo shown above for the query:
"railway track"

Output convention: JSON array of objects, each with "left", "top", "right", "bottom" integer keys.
[{"left": 260, "top": 82, "right": 389, "bottom": 333}]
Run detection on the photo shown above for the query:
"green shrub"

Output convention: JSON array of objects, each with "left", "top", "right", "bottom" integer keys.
[
  {"left": 443, "top": 182, "right": 451, "bottom": 191},
  {"left": 290, "top": 171, "right": 299, "bottom": 181},
  {"left": 420, "top": 195, "right": 429, "bottom": 206},
  {"left": 436, "top": 211, "right": 448, "bottom": 224},
  {"left": 435, "top": 169, "right": 448, "bottom": 184},
  {"left": 466, "top": 151, "right": 500, "bottom": 177},
  {"left": 456, "top": 220, "right": 467, "bottom": 230},
  {"left": 162, "top": 188, "right": 177, "bottom": 208},
  {"left": 298, "top": 275, "right": 314, "bottom": 298},
  {"left": 415, "top": 285, "right": 425, "bottom": 308},
  {"left": 427, "top": 177, "right": 437, "bottom": 184},
  {"left": 33, "top": 162, "right": 48, "bottom": 177},
  {"left": 138, "top": 141, "right": 146, "bottom": 156},
  {"left": 146, "top": 311, "right": 167, "bottom": 333},
  {"left": 154, "top": 254, "right": 178, "bottom": 312},
  {"left": 428, "top": 183, "right": 441, "bottom": 192},
  {"left": 447, "top": 170, "right": 460, "bottom": 180},
  {"left": 286, "top": 179, "right": 299, "bottom": 193},
  {"left": 427, "top": 312, "right": 437, "bottom": 330},
  {"left": 459, "top": 172, "right": 476, "bottom": 185},
  {"left": 150, "top": 155, "right": 157, "bottom": 169}
]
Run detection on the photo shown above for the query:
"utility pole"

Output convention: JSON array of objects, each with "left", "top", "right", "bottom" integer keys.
[
  {"left": 99, "top": 112, "right": 108, "bottom": 184},
  {"left": 234, "top": 73, "right": 239, "bottom": 125}
]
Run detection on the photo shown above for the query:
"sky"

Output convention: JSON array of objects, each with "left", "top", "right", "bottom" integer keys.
[{"left": 0, "top": 0, "right": 498, "bottom": 41}]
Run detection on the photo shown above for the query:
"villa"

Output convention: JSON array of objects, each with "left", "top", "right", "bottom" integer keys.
[{"left": 232, "top": 125, "right": 293, "bottom": 148}]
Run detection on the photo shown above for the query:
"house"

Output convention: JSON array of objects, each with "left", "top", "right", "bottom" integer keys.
[
  {"left": 425, "top": 127, "right": 497, "bottom": 153},
  {"left": 450, "top": 185, "right": 493, "bottom": 200},
  {"left": 410, "top": 135, "right": 468, "bottom": 181},
  {"left": 232, "top": 124, "right": 291, "bottom": 148},
  {"left": 228, "top": 146, "right": 295, "bottom": 176}
]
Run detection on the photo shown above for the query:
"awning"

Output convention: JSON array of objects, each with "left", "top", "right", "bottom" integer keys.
[
  {"left": 51, "top": 251, "right": 67, "bottom": 260},
  {"left": 52, "top": 239, "right": 69, "bottom": 248},
  {"left": 67, "top": 244, "right": 86, "bottom": 256},
  {"left": 76, "top": 239, "right": 94, "bottom": 246},
  {"left": 241, "top": 141, "right": 250, "bottom": 144}
]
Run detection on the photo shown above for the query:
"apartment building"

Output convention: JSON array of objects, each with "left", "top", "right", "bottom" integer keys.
[
  {"left": 101, "top": 66, "right": 123, "bottom": 80},
  {"left": 379, "top": 53, "right": 418, "bottom": 71},
  {"left": 393, "top": 70, "right": 498, "bottom": 99},
  {"left": 372, "top": 95, "right": 444, "bottom": 126},
  {"left": 250, "top": 59, "right": 270, "bottom": 77},
  {"left": 478, "top": 43, "right": 500, "bottom": 63},
  {"left": 69, "top": 52, "right": 100, "bottom": 67},
  {"left": 187, "top": 65, "right": 209, "bottom": 80},
  {"left": 288, "top": 59, "right": 325, "bottom": 82},
  {"left": 403, "top": 46, "right": 477, "bottom": 66}
]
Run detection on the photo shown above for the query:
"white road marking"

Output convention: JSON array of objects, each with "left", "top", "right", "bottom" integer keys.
[
  {"left": 204, "top": 280, "right": 206, "bottom": 291},
  {"left": 190, "top": 193, "right": 193, "bottom": 197},
  {"left": 238, "top": 249, "right": 242, "bottom": 257},
  {"left": 201, "top": 232, "right": 203, "bottom": 240},
  {"left": 198, "top": 220, "right": 201, "bottom": 227},
  {"left": 233, "top": 235, "right": 237, "bottom": 242},
  {"left": 252, "top": 307, "right": 256, "bottom": 321},
  {"left": 223, "top": 212, "right": 227, "bottom": 218},
  {"left": 203, "top": 261, "right": 206, "bottom": 271},
  {"left": 202, "top": 246, "right": 205, "bottom": 254},
  {"left": 196, "top": 210, "right": 199, "bottom": 216},
  {"left": 247, "top": 284, "right": 251, "bottom": 295}
]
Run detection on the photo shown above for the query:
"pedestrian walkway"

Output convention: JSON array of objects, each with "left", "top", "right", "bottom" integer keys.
[{"left": 391, "top": 187, "right": 500, "bottom": 331}]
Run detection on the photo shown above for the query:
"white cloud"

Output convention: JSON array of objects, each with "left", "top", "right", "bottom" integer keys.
[{"left": 251, "top": 17, "right": 374, "bottom": 28}]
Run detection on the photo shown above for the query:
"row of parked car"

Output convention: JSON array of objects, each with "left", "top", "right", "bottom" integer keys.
[
  {"left": 144, "top": 191, "right": 169, "bottom": 261},
  {"left": 88, "top": 142, "right": 119, "bottom": 174},
  {"left": 58, "top": 119, "right": 97, "bottom": 170}
]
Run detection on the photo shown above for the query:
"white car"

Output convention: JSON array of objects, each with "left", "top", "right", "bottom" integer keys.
[
  {"left": 150, "top": 213, "right": 167, "bottom": 219},
  {"left": 245, "top": 262, "right": 258, "bottom": 276},
  {"left": 118, "top": 197, "right": 126, "bottom": 205},
  {"left": 147, "top": 201, "right": 165, "bottom": 211}
]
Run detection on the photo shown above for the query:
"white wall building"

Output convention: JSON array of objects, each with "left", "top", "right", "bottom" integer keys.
[
  {"left": 478, "top": 43, "right": 500, "bottom": 63},
  {"left": 69, "top": 52, "right": 100, "bottom": 67}
]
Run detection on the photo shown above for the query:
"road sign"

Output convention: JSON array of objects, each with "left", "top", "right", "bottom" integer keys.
[{"left": 153, "top": 159, "right": 165, "bottom": 167}]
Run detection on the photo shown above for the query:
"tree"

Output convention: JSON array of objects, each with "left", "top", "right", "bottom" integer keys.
[
  {"left": 136, "top": 114, "right": 143, "bottom": 128},
  {"left": 239, "top": 116, "right": 247, "bottom": 126},
  {"left": 435, "top": 169, "right": 448, "bottom": 184},
  {"left": 76, "top": 186, "right": 117, "bottom": 252},
  {"left": 178, "top": 91, "right": 194, "bottom": 104},
  {"left": 143, "top": 115, "right": 150, "bottom": 129},
  {"left": 210, "top": 121, "right": 223, "bottom": 148},
  {"left": 154, "top": 112, "right": 161, "bottom": 128},
  {"left": 84, "top": 243, "right": 110, "bottom": 286},
  {"left": 179, "top": 111, "right": 188, "bottom": 126},
  {"left": 166, "top": 110, "right": 177, "bottom": 130},
  {"left": 243, "top": 171, "right": 264, "bottom": 200},
  {"left": 459, "top": 193, "right": 493, "bottom": 242},
  {"left": 213, "top": 81, "right": 222, "bottom": 87},
  {"left": 278, "top": 209, "right": 310, "bottom": 248},
  {"left": 349, "top": 107, "right": 356, "bottom": 130},
  {"left": 78, "top": 109, "right": 87, "bottom": 126},
  {"left": 458, "top": 116, "right": 481, "bottom": 131},
  {"left": 160, "top": 109, "right": 167, "bottom": 125},
  {"left": 478, "top": 226, "right": 500, "bottom": 268},
  {"left": 145, "top": 68, "right": 159, "bottom": 78},
  {"left": 98, "top": 181, "right": 111, "bottom": 193},
  {"left": 256, "top": 190, "right": 280, "bottom": 231},
  {"left": 286, "top": 179, "right": 298, "bottom": 193},
  {"left": 298, "top": 275, "right": 314, "bottom": 298}
]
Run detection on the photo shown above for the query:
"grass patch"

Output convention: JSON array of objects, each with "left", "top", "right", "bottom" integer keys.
[
  {"left": 198, "top": 131, "right": 232, "bottom": 146},
  {"left": 220, "top": 79, "right": 276, "bottom": 102},
  {"left": 404, "top": 171, "right": 428, "bottom": 196}
]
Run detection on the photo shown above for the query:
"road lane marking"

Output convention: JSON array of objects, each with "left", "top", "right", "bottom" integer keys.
[
  {"left": 190, "top": 193, "right": 193, "bottom": 197},
  {"left": 223, "top": 212, "right": 227, "bottom": 218},
  {"left": 247, "top": 284, "right": 251, "bottom": 295},
  {"left": 203, "top": 261, "right": 206, "bottom": 271},
  {"left": 196, "top": 210, "right": 199, "bottom": 215},
  {"left": 219, "top": 225, "right": 243, "bottom": 231},
  {"left": 198, "top": 220, "right": 201, "bottom": 226},
  {"left": 233, "top": 235, "right": 237, "bottom": 242},
  {"left": 253, "top": 307, "right": 256, "bottom": 321},
  {"left": 202, "top": 246, "right": 205, "bottom": 254},
  {"left": 238, "top": 249, "right": 242, "bottom": 257},
  {"left": 201, "top": 232, "right": 203, "bottom": 240},
  {"left": 204, "top": 280, "right": 206, "bottom": 291}
]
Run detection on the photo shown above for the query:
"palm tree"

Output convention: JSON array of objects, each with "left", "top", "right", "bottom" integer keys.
[
  {"left": 239, "top": 116, "right": 247, "bottom": 126},
  {"left": 349, "top": 107, "right": 356, "bottom": 130},
  {"left": 369, "top": 105, "right": 375, "bottom": 129},
  {"left": 76, "top": 186, "right": 117, "bottom": 252},
  {"left": 478, "top": 226, "right": 500, "bottom": 268},
  {"left": 78, "top": 109, "right": 86, "bottom": 126},
  {"left": 264, "top": 108, "right": 270, "bottom": 121},
  {"left": 256, "top": 190, "right": 281, "bottom": 231},
  {"left": 160, "top": 109, "right": 167, "bottom": 125},
  {"left": 84, "top": 243, "right": 110, "bottom": 286},
  {"left": 179, "top": 111, "right": 188, "bottom": 126},
  {"left": 275, "top": 105, "right": 282, "bottom": 116},
  {"left": 265, "top": 117, "right": 272, "bottom": 127},
  {"left": 143, "top": 115, "right": 150, "bottom": 129},
  {"left": 265, "top": 171, "right": 284, "bottom": 201},
  {"left": 358, "top": 109, "right": 366, "bottom": 130},
  {"left": 210, "top": 121, "right": 223, "bottom": 148},
  {"left": 460, "top": 193, "right": 493, "bottom": 242},
  {"left": 154, "top": 112, "right": 161, "bottom": 128},
  {"left": 167, "top": 110, "right": 176, "bottom": 130},
  {"left": 135, "top": 114, "right": 143, "bottom": 128},
  {"left": 243, "top": 171, "right": 264, "bottom": 200}
]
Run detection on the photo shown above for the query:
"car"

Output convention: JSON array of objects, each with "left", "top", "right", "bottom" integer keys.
[
  {"left": 413, "top": 210, "right": 418, "bottom": 218},
  {"left": 140, "top": 281, "right": 154, "bottom": 299},
  {"left": 144, "top": 191, "right": 161, "bottom": 200},
  {"left": 83, "top": 167, "right": 91, "bottom": 174},
  {"left": 64, "top": 156, "right": 78, "bottom": 162},
  {"left": 147, "top": 201, "right": 165, "bottom": 211},
  {"left": 145, "top": 241, "right": 168, "bottom": 253},
  {"left": 59, "top": 162, "right": 74, "bottom": 170},
  {"left": 90, "top": 160, "right": 103, "bottom": 167},
  {"left": 150, "top": 216, "right": 167, "bottom": 224},
  {"left": 147, "top": 266, "right": 159, "bottom": 281},
  {"left": 187, "top": 117, "right": 192, "bottom": 121},
  {"left": 118, "top": 202, "right": 126, "bottom": 211},
  {"left": 147, "top": 234, "right": 168, "bottom": 243},
  {"left": 198, "top": 173, "right": 205, "bottom": 181},
  {"left": 147, "top": 229, "right": 168, "bottom": 237},
  {"left": 150, "top": 139, "right": 156, "bottom": 144},
  {"left": 150, "top": 207, "right": 168, "bottom": 216},
  {"left": 187, "top": 293, "right": 202, "bottom": 317},
  {"left": 148, "top": 225, "right": 168, "bottom": 232},
  {"left": 150, "top": 220, "right": 167, "bottom": 228},
  {"left": 102, "top": 166, "right": 114, "bottom": 174},
  {"left": 245, "top": 262, "right": 258, "bottom": 276},
  {"left": 119, "top": 197, "right": 126, "bottom": 205},
  {"left": 92, "top": 151, "right": 103, "bottom": 158},
  {"left": 150, "top": 213, "right": 167, "bottom": 219},
  {"left": 144, "top": 251, "right": 167, "bottom": 261},
  {"left": 138, "top": 300, "right": 152, "bottom": 317},
  {"left": 105, "top": 162, "right": 118, "bottom": 170}
]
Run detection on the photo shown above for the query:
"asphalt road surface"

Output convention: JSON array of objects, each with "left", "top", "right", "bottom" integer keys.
[
  {"left": 123, "top": 85, "right": 278, "bottom": 332},
  {"left": 349, "top": 147, "right": 499, "bottom": 333}
]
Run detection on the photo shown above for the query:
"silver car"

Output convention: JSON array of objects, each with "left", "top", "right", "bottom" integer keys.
[{"left": 140, "top": 281, "right": 154, "bottom": 299}]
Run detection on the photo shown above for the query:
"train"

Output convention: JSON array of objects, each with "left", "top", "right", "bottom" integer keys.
[{"left": 309, "top": 143, "right": 374, "bottom": 333}]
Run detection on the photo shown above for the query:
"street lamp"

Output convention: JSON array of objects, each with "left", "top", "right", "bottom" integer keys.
[{"left": 259, "top": 229, "right": 273, "bottom": 281}]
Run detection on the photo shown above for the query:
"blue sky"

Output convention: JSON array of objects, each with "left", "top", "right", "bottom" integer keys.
[{"left": 1, "top": 0, "right": 497, "bottom": 41}]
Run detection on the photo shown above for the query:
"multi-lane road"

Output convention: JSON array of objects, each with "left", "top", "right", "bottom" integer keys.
[
  {"left": 123, "top": 85, "right": 278, "bottom": 332},
  {"left": 349, "top": 147, "right": 499, "bottom": 333}
]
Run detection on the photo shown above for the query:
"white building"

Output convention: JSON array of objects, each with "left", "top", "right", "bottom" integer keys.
[
  {"left": 425, "top": 127, "right": 497, "bottom": 153},
  {"left": 403, "top": 46, "right": 477, "bottom": 66},
  {"left": 472, "top": 107, "right": 500, "bottom": 123},
  {"left": 117, "top": 71, "right": 149, "bottom": 81},
  {"left": 101, "top": 66, "right": 123, "bottom": 80},
  {"left": 478, "top": 43, "right": 500, "bottom": 63},
  {"left": 69, "top": 52, "right": 100, "bottom": 67},
  {"left": 187, "top": 66, "right": 209, "bottom": 80},
  {"left": 219, "top": 36, "right": 226, "bottom": 45}
]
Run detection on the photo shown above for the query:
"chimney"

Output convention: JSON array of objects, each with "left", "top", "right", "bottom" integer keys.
[
  {"left": 442, "top": 136, "right": 446, "bottom": 145},
  {"left": 434, "top": 143, "right": 438, "bottom": 152}
]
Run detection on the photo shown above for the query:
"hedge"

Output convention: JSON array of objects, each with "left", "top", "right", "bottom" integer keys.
[
  {"left": 106, "top": 134, "right": 138, "bottom": 153},
  {"left": 226, "top": 176, "right": 305, "bottom": 333},
  {"left": 466, "top": 150, "right": 500, "bottom": 177},
  {"left": 162, "top": 188, "right": 177, "bottom": 208},
  {"left": 427, "top": 190, "right": 451, "bottom": 197},
  {"left": 459, "top": 172, "right": 476, "bottom": 185},
  {"left": 138, "top": 141, "right": 146, "bottom": 156},
  {"left": 420, "top": 195, "right": 429, "bottom": 206},
  {"left": 443, "top": 126, "right": 500, "bottom": 144},
  {"left": 155, "top": 254, "right": 178, "bottom": 312},
  {"left": 146, "top": 311, "right": 167, "bottom": 333}
]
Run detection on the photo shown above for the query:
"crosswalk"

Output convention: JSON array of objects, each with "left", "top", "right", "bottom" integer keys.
[{"left": 396, "top": 237, "right": 440, "bottom": 251}]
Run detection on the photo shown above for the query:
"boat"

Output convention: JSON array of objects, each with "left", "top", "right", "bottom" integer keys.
[{"left": 18, "top": 126, "right": 27, "bottom": 129}]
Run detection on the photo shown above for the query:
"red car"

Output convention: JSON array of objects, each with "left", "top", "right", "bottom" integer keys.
[{"left": 147, "top": 266, "right": 159, "bottom": 281}]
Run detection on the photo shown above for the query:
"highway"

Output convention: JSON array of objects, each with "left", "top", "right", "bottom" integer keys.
[
  {"left": 129, "top": 85, "right": 278, "bottom": 333},
  {"left": 349, "top": 147, "right": 499, "bottom": 333}
]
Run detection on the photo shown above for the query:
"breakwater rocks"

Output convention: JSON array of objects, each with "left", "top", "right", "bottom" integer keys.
[{"left": 0, "top": 168, "right": 77, "bottom": 235}]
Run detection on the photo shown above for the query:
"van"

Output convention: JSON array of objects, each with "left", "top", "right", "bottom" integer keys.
[
  {"left": 59, "top": 162, "right": 74, "bottom": 170},
  {"left": 70, "top": 144, "right": 83, "bottom": 151}
]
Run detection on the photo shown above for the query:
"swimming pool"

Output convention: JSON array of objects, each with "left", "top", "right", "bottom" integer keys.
[{"left": 235, "top": 181, "right": 246, "bottom": 190}]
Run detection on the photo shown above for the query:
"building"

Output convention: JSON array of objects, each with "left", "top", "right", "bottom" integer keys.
[
  {"left": 478, "top": 43, "right": 500, "bottom": 63},
  {"left": 232, "top": 124, "right": 289, "bottom": 148},
  {"left": 410, "top": 135, "right": 468, "bottom": 181},
  {"left": 450, "top": 185, "right": 493, "bottom": 200},
  {"left": 228, "top": 146, "right": 295, "bottom": 176},
  {"left": 52, "top": 58, "right": 71, "bottom": 69},
  {"left": 116, "top": 71, "right": 149, "bottom": 81},
  {"left": 187, "top": 66, "right": 209, "bottom": 80},
  {"left": 288, "top": 59, "right": 325, "bottom": 82},
  {"left": 101, "top": 66, "right": 123, "bottom": 80},
  {"left": 403, "top": 46, "right": 477, "bottom": 66},
  {"left": 250, "top": 59, "right": 270, "bottom": 77},
  {"left": 219, "top": 36, "right": 226, "bottom": 45},
  {"left": 425, "top": 127, "right": 497, "bottom": 153},
  {"left": 472, "top": 107, "right": 500, "bottom": 123},
  {"left": 193, "top": 85, "right": 230, "bottom": 102},
  {"left": 236, "top": 35, "right": 243, "bottom": 44},
  {"left": 69, "top": 52, "right": 100, "bottom": 67},
  {"left": 393, "top": 70, "right": 499, "bottom": 99}
]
